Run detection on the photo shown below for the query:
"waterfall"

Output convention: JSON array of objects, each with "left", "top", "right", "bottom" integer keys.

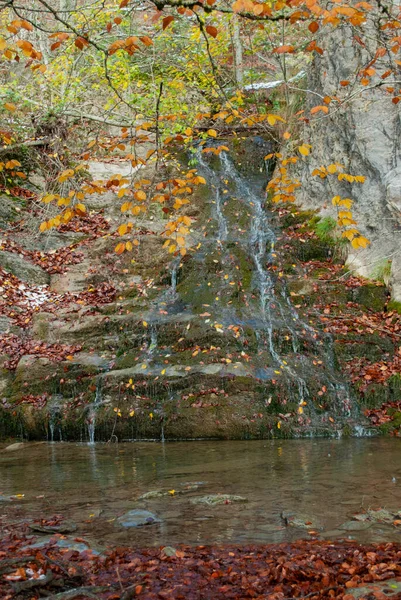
[
  {"left": 49, "top": 416, "right": 55, "bottom": 443},
  {"left": 147, "top": 323, "right": 158, "bottom": 357},
  {"left": 87, "top": 377, "right": 103, "bottom": 444},
  {"left": 196, "top": 152, "right": 229, "bottom": 243},
  {"left": 169, "top": 257, "right": 180, "bottom": 299},
  {"left": 195, "top": 148, "right": 350, "bottom": 414},
  {"left": 48, "top": 401, "right": 62, "bottom": 442}
]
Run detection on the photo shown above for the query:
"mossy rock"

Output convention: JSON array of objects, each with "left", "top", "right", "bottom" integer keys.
[
  {"left": 291, "top": 238, "right": 333, "bottom": 262},
  {"left": 334, "top": 332, "right": 394, "bottom": 363},
  {"left": 388, "top": 300, "right": 401, "bottom": 314},
  {"left": 348, "top": 284, "right": 388, "bottom": 312}
]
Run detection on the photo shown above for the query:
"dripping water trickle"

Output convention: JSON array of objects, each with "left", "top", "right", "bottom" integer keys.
[{"left": 88, "top": 377, "right": 103, "bottom": 445}]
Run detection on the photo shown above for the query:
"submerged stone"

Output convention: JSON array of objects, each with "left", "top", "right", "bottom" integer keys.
[
  {"left": 24, "top": 536, "right": 100, "bottom": 554},
  {"left": 162, "top": 546, "right": 177, "bottom": 557},
  {"left": 346, "top": 580, "right": 401, "bottom": 598},
  {"left": 191, "top": 494, "right": 247, "bottom": 506},
  {"left": 139, "top": 490, "right": 175, "bottom": 500},
  {"left": 353, "top": 508, "right": 401, "bottom": 524},
  {"left": 281, "top": 511, "right": 323, "bottom": 530},
  {"left": 29, "top": 520, "right": 77, "bottom": 534},
  {"left": 116, "top": 509, "right": 161, "bottom": 528},
  {"left": 139, "top": 482, "right": 205, "bottom": 500},
  {"left": 339, "top": 520, "right": 372, "bottom": 531}
]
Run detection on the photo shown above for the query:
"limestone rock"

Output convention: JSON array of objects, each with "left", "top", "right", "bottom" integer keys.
[
  {"left": 0, "top": 251, "right": 49, "bottom": 285},
  {"left": 298, "top": 23, "right": 401, "bottom": 298},
  {"left": 0, "top": 195, "right": 23, "bottom": 229},
  {"left": 50, "top": 259, "right": 92, "bottom": 293}
]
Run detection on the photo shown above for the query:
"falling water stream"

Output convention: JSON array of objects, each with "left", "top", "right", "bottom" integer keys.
[
  {"left": 195, "top": 149, "right": 350, "bottom": 416},
  {"left": 88, "top": 376, "right": 105, "bottom": 444}
]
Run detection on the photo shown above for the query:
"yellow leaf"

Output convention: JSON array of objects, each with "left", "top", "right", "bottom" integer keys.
[
  {"left": 298, "top": 145, "right": 310, "bottom": 156},
  {"left": 267, "top": 114, "right": 285, "bottom": 126},
  {"left": 75, "top": 203, "right": 86, "bottom": 213},
  {"left": 143, "top": 320, "right": 148, "bottom": 327},
  {"left": 207, "top": 129, "right": 217, "bottom": 138},
  {"left": 115, "top": 242, "right": 126, "bottom": 254},
  {"left": 277, "top": 421, "right": 281, "bottom": 429},
  {"left": 42, "top": 194, "right": 56, "bottom": 204},
  {"left": 339, "top": 198, "right": 353, "bottom": 209},
  {"left": 135, "top": 190, "right": 146, "bottom": 201},
  {"left": 4, "top": 103, "right": 16, "bottom": 112},
  {"left": 118, "top": 223, "right": 128, "bottom": 235},
  {"left": 130, "top": 410, "right": 135, "bottom": 417},
  {"left": 327, "top": 164, "right": 337, "bottom": 174}
]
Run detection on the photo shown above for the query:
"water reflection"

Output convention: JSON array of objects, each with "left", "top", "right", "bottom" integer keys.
[{"left": 1, "top": 439, "right": 401, "bottom": 548}]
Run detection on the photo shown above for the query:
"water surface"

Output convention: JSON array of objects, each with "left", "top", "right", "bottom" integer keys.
[{"left": 1, "top": 439, "right": 401, "bottom": 548}]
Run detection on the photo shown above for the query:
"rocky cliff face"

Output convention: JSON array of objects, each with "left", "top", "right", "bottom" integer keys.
[{"left": 297, "top": 22, "right": 401, "bottom": 299}]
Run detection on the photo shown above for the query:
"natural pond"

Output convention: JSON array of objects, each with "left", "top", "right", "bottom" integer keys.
[{"left": 1, "top": 439, "right": 401, "bottom": 553}]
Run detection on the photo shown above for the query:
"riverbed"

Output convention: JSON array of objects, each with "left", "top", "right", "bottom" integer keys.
[{"left": 1, "top": 439, "right": 401, "bottom": 551}]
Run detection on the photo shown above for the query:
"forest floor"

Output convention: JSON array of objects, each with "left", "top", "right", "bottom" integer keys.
[{"left": 2, "top": 522, "right": 401, "bottom": 599}]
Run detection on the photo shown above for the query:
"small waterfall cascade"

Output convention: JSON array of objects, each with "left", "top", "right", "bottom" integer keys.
[
  {"left": 110, "top": 140, "right": 353, "bottom": 441},
  {"left": 196, "top": 152, "right": 228, "bottom": 244},
  {"left": 147, "top": 323, "right": 158, "bottom": 357},
  {"left": 49, "top": 412, "right": 55, "bottom": 442},
  {"left": 87, "top": 376, "right": 103, "bottom": 444},
  {"left": 48, "top": 400, "right": 63, "bottom": 442},
  {"left": 168, "top": 257, "right": 180, "bottom": 300},
  {"left": 193, "top": 148, "right": 351, "bottom": 416}
]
